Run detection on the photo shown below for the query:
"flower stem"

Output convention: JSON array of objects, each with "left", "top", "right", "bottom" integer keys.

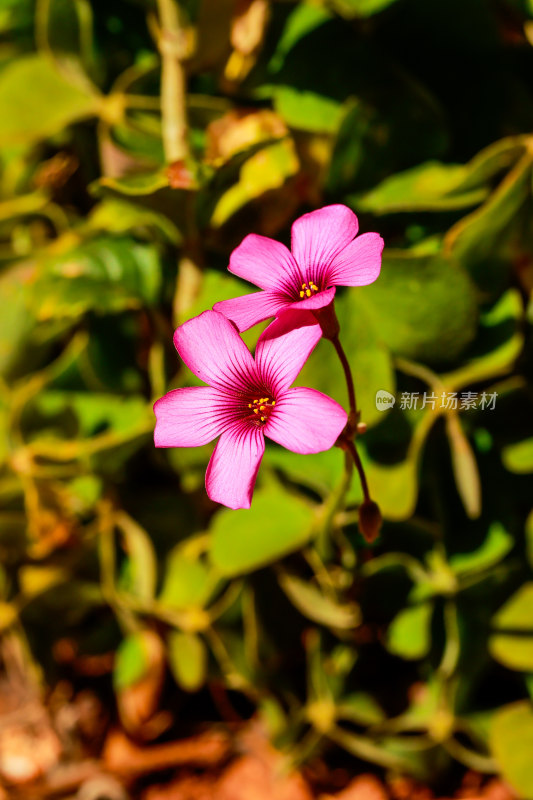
[
  {"left": 344, "top": 438, "right": 370, "bottom": 503},
  {"left": 330, "top": 335, "right": 372, "bottom": 502},
  {"left": 331, "top": 335, "right": 357, "bottom": 425}
]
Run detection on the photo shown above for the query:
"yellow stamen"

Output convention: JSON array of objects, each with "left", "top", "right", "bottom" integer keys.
[
  {"left": 306, "top": 289, "right": 311, "bottom": 297},
  {"left": 299, "top": 291, "right": 304, "bottom": 298}
]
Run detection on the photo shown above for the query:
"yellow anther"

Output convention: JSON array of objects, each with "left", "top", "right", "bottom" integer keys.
[
  {"left": 302, "top": 283, "right": 306, "bottom": 289},
  {"left": 253, "top": 408, "right": 259, "bottom": 414},
  {"left": 306, "top": 289, "right": 311, "bottom": 297},
  {"left": 272, "top": 400, "right": 275, "bottom": 405},
  {"left": 248, "top": 403, "right": 252, "bottom": 408},
  {"left": 260, "top": 405, "right": 266, "bottom": 411},
  {"left": 299, "top": 291, "right": 304, "bottom": 298},
  {"left": 260, "top": 416, "right": 265, "bottom": 421}
]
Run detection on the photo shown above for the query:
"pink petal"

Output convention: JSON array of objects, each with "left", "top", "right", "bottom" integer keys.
[
  {"left": 286, "top": 286, "right": 336, "bottom": 312},
  {"left": 229, "top": 233, "right": 301, "bottom": 292},
  {"left": 174, "top": 310, "right": 257, "bottom": 393},
  {"left": 265, "top": 387, "right": 347, "bottom": 454},
  {"left": 327, "top": 232, "right": 384, "bottom": 286},
  {"left": 255, "top": 310, "right": 322, "bottom": 395},
  {"left": 205, "top": 423, "right": 265, "bottom": 509},
  {"left": 214, "top": 290, "right": 290, "bottom": 333},
  {"left": 291, "top": 205, "right": 359, "bottom": 284},
  {"left": 154, "top": 387, "right": 231, "bottom": 447}
]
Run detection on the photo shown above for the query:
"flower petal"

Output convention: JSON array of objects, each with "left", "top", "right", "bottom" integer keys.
[
  {"left": 286, "top": 286, "right": 336, "bottom": 311},
  {"left": 291, "top": 205, "right": 359, "bottom": 284},
  {"left": 327, "top": 232, "right": 384, "bottom": 286},
  {"left": 255, "top": 310, "right": 322, "bottom": 395},
  {"left": 214, "top": 290, "right": 290, "bottom": 332},
  {"left": 265, "top": 387, "right": 347, "bottom": 454},
  {"left": 229, "top": 233, "right": 301, "bottom": 291},
  {"left": 154, "top": 387, "right": 231, "bottom": 447},
  {"left": 205, "top": 423, "right": 265, "bottom": 509},
  {"left": 174, "top": 310, "right": 257, "bottom": 393}
]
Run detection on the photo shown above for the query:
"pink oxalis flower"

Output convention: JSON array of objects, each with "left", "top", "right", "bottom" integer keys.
[
  {"left": 213, "top": 204, "right": 384, "bottom": 332},
  {"left": 154, "top": 310, "right": 347, "bottom": 510}
]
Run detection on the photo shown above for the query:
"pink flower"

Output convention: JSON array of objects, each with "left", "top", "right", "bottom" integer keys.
[
  {"left": 213, "top": 204, "right": 383, "bottom": 332},
  {"left": 154, "top": 310, "right": 347, "bottom": 510}
]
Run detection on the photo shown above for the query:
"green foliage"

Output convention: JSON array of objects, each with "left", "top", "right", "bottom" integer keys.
[{"left": 1, "top": 0, "right": 532, "bottom": 787}]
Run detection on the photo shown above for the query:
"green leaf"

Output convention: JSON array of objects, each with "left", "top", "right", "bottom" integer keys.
[
  {"left": 269, "top": 4, "right": 332, "bottom": 73},
  {"left": 87, "top": 198, "right": 181, "bottom": 244},
  {"left": 116, "top": 513, "right": 157, "bottom": 603},
  {"left": 209, "top": 486, "right": 314, "bottom": 577},
  {"left": 278, "top": 572, "right": 360, "bottom": 629},
  {"left": 210, "top": 140, "right": 299, "bottom": 226},
  {"left": 32, "top": 237, "right": 162, "bottom": 320},
  {"left": 361, "top": 250, "right": 478, "bottom": 365},
  {"left": 444, "top": 150, "right": 532, "bottom": 291},
  {"left": 502, "top": 438, "right": 533, "bottom": 474},
  {"left": 159, "top": 550, "right": 218, "bottom": 610},
  {"left": 0, "top": 262, "right": 36, "bottom": 377},
  {"left": 263, "top": 446, "right": 362, "bottom": 504},
  {"left": 113, "top": 632, "right": 150, "bottom": 690},
  {"left": 386, "top": 602, "right": 433, "bottom": 660},
  {"left": 167, "top": 630, "right": 207, "bottom": 692},
  {"left": 97, "top": 171, "right": 170, "bottom": 196},
  {"left": 445, "top": 414, "right": 481, "bottom": 519},
  {"left": 358, "top": 162, "right": 488, "bottom": 214},
  {"left": 490, "top": 584, "right": 533, "bottom": 671},
  {"left": 331, "top": 0, "right": 401, "bottom": 17},
  {"left": 450, "top": 522, "right": 513, "bottom": 576},
  {"left": 0, "top": 54, "right": 100, "bottom": 147},
  {"left": 356, "top": 137, "right": 526, "bottom": 214},
  {"left": 273, "top": 86, "right": 345, "bottom": 133},
  {"left": 35, "top": 391, "right": 149, "bottom": 437},
  {"left": 36, "top": 0, "right": 96, "bottom": 79},
  {"left": 490, "top": 701, "right": 533, "bottom": 797},
  {"left": 441, "top": 289, "right": 523, "bottom": 391}
]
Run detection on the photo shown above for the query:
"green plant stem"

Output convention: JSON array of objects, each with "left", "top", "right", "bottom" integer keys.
[{"left": 156, "top": 0, "right": 189, "bottom": 163}]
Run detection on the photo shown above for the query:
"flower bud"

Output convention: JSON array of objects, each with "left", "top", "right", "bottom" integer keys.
[{"left": 358, "top": 499, "right": 382, "bottom": 543}]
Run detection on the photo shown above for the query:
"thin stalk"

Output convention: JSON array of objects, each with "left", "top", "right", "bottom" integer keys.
[
  {"left": 331, "top": 335, "right": 357, "bottom": 421},
  {"left": 156, "top": 0, "right": 189, "bottom": 163},
  {"left": 345, "top": 438, "right": 370, "bottom": 503}
]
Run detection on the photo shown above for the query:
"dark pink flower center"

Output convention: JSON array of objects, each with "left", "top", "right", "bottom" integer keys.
[{"left": 246, "top": 395, "right": 276, "bottom": 425}]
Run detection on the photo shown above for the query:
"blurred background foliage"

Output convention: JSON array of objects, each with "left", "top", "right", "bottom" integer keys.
[{"left": 1, "top": 0, "right": 533, "bottom": 795}]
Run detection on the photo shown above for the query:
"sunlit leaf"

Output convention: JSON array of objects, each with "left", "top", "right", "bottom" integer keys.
[
  {"left": 491, "top": 701, "right": 533, "bottom": 796},
  {"left": 167, "top": 630, "right": 207, "bottom": 692},
  {"left": 0, "top": 54, "right": 100, "bottom": 147},
  {"left": 113, "top": 632, "right": 150, "bottom": 690},
  {"left": 32, "top": 237, "right": 162, "bottom": 320},
  {"left": 159, "top": 550, "right": 218, "bottom": 610},
  {"left": 450, "top": 523, "right": 513, "bottom": 576},
  {"left": 490, "top": 584, "right": 533, "bottom": 671},
  {"left": 209, "top": 486, "right": 314, "bottom": 577},
  {"left": 386, "top": 602, "right": 433, "bottom": 660},
  {"left": 279, "top": 572, "right": 360, "bottom": 629},
  {"left": 502, "top": 438, "right": 533, "bottom": 474}
]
